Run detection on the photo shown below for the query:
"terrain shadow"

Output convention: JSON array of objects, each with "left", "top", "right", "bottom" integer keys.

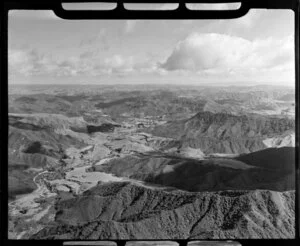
[{"left": 97, "top": 147, "right": 295, "bottom": 192}]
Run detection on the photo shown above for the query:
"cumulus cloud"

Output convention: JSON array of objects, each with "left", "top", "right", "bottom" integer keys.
[
  {"left": 9, "top": 49, "right": 54, "bottom": 76},
  {"left": 9, "top": 49, "right": 86, "bottom": 77},
  {"left": 160, "top": 33, "right": 294, "bottom": 74},
  {"left": 96, "top": 55, "right": 158, "bottom": 75},
  {"left": 8, "top": 47, "right": 157, "bottom": 78},
  {"left": 9, "top": 32, "right": 294, "bottom": 84}
]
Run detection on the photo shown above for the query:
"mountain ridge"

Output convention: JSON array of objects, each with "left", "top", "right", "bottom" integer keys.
[
  {"left": 31, "top": 182, "right": 295, "bottom": 239},
  {"left": 150, "top": 112, "right": 295, "bottom": 154}
]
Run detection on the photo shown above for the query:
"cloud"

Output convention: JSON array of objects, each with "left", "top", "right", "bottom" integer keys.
[
  {"left": 102, "top": 55, "right": 134, "bottom": 74},
  {"left": 98, "top": 55, "right": 158, "bottom": 75},
  {"left": 160, "top": 33, "right": 294, "bottom": 74},
  {"left": 9, "top": 48, "right": 82, "bottom": 77},
  {"left": 8, "top": 47, "right": 157, "bottom": 78},
  {"left": 9, "top": 49, "right": 52, "bottom": 76},
  {"left": 8, "top": 32, "right": 294, "bottom": 84}
]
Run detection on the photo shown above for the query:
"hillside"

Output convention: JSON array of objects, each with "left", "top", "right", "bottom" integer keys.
[
  {"left": 8, "top": 85, "right": 296, "bottom": 239},
  {"left": 32, "top": 182, "right": 295, "bottom": 239},
  {"left": 8, "top": 114, "right": 88, "bottom": 198},
  {"left": 150, "top": 112, "right": 295, "bottom": 154},
  {"left": 93, "top": 147, "right": 295, "bottom": 192},
  {"left": 235, "top": 147, "right": 295, "bottom": 171}
]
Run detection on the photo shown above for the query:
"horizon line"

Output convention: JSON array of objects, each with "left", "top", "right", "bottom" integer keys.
[{"left": 8, "top": 82, "right": 295, "bottom": 87}]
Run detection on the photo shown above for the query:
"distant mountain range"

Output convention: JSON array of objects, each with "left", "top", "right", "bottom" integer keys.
[{"left": 9, "top": 85, "right": 295, "bottom": 120}]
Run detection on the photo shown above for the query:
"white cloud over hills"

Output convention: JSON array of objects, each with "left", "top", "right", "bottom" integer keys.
[
  {"left": 9, "top": 49, "right": 157, "bottom": 77},
  {"left": 160, "top": 33, "right": 293, "bottom": 72},
  {"left": 8, "top": 8, "right": 295, "bottom": 85},
  {"left": 9, "top": 32, "right": 294, "bottom": 83}
]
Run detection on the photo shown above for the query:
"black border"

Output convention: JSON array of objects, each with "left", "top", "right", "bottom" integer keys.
[{"left": 1, "top": 1, "right": 299, "bottom": 246}]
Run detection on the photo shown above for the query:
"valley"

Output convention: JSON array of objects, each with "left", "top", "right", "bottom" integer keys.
[{"left": 8, "top": 84, "right": 296, "bottom": 239}]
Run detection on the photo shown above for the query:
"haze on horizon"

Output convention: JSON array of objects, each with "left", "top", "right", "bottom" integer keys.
[{"left": 8, "top": 5, "right": 295, "bottom": 87}]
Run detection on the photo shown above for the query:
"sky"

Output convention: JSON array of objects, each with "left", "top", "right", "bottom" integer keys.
[{"left": 8, "top": 3, "right": 295, "bottom": 86}]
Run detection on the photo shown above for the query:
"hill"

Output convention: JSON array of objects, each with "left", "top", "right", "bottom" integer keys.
[
  {"left": 235, "top": 147, "right": 295, "bottom": 171},
  {"left": 31, "top": 182, "right": 295, "bottom": 239},
  {"left": 8, "top": 114, "right": 88, "bottom": 198},
  {"left": 150, "top": 112, "right": 295, "bottom": 154},
  {"left": 93, "top": 147, "right": 294, "bottom": 192}
]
